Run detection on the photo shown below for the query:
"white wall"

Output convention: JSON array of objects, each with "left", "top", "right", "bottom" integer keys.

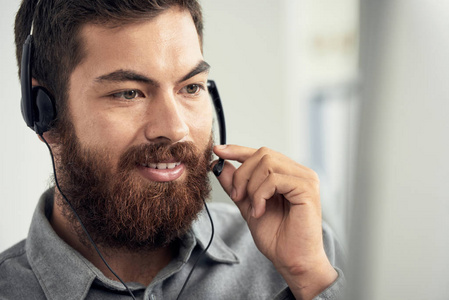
[
  {"left": 201, "top": 0, "right": 289, "bottom": 212},
  {"left": 350, "top": 1, "right": 449, "bottom": 299},
  {"left": 0, "top": 1, "right": 53, "bottom": 252},
  {"left": 205, "top": 0, "right": 359, "bottom": 245}
]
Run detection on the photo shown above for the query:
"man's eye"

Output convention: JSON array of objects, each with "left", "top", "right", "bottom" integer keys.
[
  {"left": 112, "top": 90, "right": 141, "bottom": 100},
  {"left": 184, "top": 84, "right": 201, "bottom": 95}
]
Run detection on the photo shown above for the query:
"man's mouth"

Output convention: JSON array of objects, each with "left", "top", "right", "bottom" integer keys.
[
  {"left": 140, "top": 162, "right": 182, "bottom": 169},
  {"left": 137, "top": 161, "right": 185, "bottom": 182}
]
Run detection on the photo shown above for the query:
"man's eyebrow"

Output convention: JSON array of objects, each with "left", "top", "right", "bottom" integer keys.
[
  {"left": 95, "top": 70, "right": 156, "bottom": 85},
  {"left": 177, "top": 60, "right": 211, "bottom": 84},
  {"left": 94, "top": 60, "right": 210, "bottom": 86}
]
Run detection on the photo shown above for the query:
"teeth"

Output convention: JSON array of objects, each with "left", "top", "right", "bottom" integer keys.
[{"left": 144, "top": 162, "right": 181, "bottom": 169}]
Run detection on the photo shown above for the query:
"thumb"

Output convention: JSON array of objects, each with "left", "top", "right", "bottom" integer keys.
[
  {"left": 211, "top": 160, "right": 252, "bottom": 221},
  {"left": 211, "top": 160, "right": 236, "bottom": 197}
]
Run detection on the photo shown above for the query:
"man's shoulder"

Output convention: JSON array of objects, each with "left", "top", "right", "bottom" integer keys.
[
  {"left": 208, "top": 202, "right": 252, "bottom": 239},
  {"left": 0, "top": 239, "right": 45, "bottom": 299},
  {"left": 207, "top": 202, "right": 247, "bottom": 233},
  {"left": 0, "top": 239, "right": 27, "bottom": 267},
  {"left": 205, "top": 202, "right": 259, "bottom": 252}
]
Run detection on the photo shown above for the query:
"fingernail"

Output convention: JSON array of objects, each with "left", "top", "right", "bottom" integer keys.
[
  {"left": 251, "top": 207, "right": 257, "bottom": 218},
  {"left": 215, "top": 145, "right": 227, "bottom": 150},
  {"left": 231, "top": 188, "right": 237, "bottom": 200}
]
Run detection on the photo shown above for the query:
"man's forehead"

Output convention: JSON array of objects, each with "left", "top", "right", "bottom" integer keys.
[
  {"left": 79, "top": 7, "right": 199, "bottom": 48},
  {"left": 73, "top": 7, "right": 204, "bottom": 85}
]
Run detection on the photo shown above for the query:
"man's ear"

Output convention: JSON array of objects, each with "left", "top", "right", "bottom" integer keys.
[{"left": 31, "top": 78, "right": 39, "bottom": 87}]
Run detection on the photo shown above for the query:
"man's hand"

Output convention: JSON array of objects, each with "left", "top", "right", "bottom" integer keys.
[{"left": 213, "top": 145, "right": 338, "bottom": 300}]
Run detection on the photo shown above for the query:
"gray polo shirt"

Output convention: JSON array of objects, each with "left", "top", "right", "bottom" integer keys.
[{"left": 0, "top": 189, "right": 345, "bottom": 299}]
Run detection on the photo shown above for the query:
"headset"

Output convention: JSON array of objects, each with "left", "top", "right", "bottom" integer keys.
[
  {"left": 207, "top": 80, "right": 226, "bottom": 176},
  {"left": 20, "top": 35, "right": 56, "bottom": 135}
]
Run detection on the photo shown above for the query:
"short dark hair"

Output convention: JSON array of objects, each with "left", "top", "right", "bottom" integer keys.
[{"left": 14, "top": 0, "right": 203, "bottom": 129}]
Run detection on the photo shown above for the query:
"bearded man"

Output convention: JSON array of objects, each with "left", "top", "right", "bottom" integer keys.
[{"left": 0, "top": 1, "right": 345, "bottom": 299}]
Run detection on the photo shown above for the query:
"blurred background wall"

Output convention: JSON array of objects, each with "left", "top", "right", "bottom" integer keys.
[
  {"left": 203, "top": 0, "right": 359, "bottom": 247},
  {"left": 1, "top": 1, "right": 55, "bottom": 252},
  {"left": 350, "top": 0, "right": 449, "bottom": 299}
]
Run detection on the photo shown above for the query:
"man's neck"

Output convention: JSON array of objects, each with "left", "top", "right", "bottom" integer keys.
[{"left": 50, "top": 192, "right": 176, "bottom": 285}]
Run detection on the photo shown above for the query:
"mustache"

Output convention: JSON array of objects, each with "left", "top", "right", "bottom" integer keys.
[{"left": 117, "top": 141, "right": 205, "bottom": 172}]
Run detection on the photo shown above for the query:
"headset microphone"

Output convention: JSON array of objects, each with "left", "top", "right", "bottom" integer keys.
[{"left": 207, "top": 80, "right": 226, "bottom": 176}]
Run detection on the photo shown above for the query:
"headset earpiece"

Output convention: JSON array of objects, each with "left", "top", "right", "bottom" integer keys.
[
  {"left": 20, "top": 34, "right": 57, "bottom": 135},
  {"left": 21, "top": 35, "right": 34, "bottom": 129},
  {"left": 33, "top": 86, "right": 56, "bottom": 134}
]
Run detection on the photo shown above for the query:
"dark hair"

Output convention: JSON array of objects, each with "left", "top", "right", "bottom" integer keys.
[{"left": 14, "top": 0, "right": 203, "bottom": 129}]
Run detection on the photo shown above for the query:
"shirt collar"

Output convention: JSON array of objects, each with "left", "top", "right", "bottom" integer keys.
[
  {"left": 27, "top": 189, "right": 97, "bottom": 300},
  {"left": 26, "top": 189, "right": 144, "bottom": 300},
  {"left": 191, "top": 205, "right": 239, "bottom": 264}
]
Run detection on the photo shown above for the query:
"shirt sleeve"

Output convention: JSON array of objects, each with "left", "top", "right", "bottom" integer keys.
[
  {"left": 312, "top": 267, "right": 346, "bottom": 300},
  {"left": 272, "top": 267, "right": 345, "bottom": 300}
]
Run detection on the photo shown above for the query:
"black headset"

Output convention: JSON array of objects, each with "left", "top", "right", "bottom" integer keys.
[
  {"left": 208, "top": 80, "right": 226, "bottom": 176},
  {"left": 20, "top": 34, "right": 56, "bottom": 135},
  {"left": 20, "top": 0, "right": 55, "bottom": 135}
]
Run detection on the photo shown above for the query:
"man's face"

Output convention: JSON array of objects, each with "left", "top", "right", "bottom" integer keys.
[
  {"left": 56, "top": 7, "right": 213, "bottom": 250},
  {"left": 69, "top": 7, "right": 212, "bottom": 175}
]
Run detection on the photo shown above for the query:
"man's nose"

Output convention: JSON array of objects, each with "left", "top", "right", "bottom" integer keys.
[{"left": 143, "top": 91, "right": 189, "bottom": 143}]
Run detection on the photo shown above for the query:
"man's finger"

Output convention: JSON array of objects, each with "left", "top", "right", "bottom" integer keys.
[
  {"left": 252, "top": 173, "right": 320, "bottom": 218},
  {"left": 213, "top": 144, "right": 258, "bottom": 163}
]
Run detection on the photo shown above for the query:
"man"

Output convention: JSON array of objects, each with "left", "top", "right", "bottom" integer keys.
[{"left": 0, "top": 0, "right": 345, "bottom": 299}]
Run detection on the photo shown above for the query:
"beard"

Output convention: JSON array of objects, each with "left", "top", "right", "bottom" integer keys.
[{"left": 54, "top": 124, "right": 213, "bottom": 252}]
